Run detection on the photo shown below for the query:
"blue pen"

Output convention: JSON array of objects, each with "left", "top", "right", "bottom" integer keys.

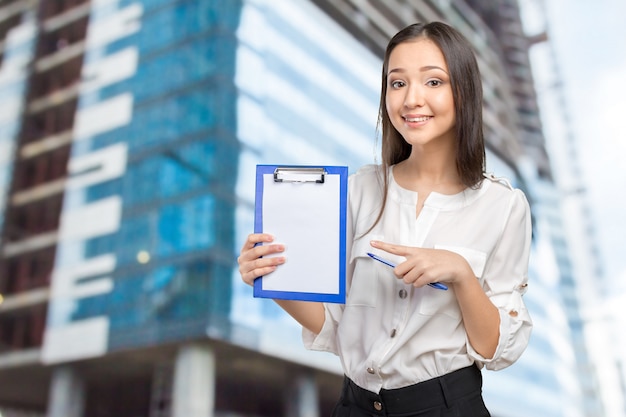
[{"left": 367, "top": 252, "right": 448, "bottom": 290}]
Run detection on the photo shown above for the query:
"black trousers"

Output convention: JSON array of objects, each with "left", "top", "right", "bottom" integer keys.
[{"left": 331, "top": 365, "right": 491, "bottom": 417}]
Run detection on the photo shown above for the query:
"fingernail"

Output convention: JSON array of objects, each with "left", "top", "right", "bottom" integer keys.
[{"left": 370, "top": 240, "right": 379, "bottom": 247}]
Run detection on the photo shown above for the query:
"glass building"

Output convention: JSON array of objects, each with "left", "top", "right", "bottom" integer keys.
[
  {"left": 42, "top": 0, "right": 244, "bottom": 363},
  {"left": 0, "top": 0, "right": 608, "bottom": 416}
]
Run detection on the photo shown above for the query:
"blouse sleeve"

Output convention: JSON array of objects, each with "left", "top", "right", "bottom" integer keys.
[
  {"left": 302, "top": 303, "right": 341, "bottom": 354},
  {"left": 468, "top": 189, "right": 533, "bottom": 370}
]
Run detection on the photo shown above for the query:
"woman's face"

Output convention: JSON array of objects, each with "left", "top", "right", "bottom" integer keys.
[{"left": 385, "top": 38, "right": 456, "bottom": 152}]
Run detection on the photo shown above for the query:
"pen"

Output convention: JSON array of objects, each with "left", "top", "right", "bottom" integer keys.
[{"left": 367, "top": 252, "right": 448, "bottom": 290}]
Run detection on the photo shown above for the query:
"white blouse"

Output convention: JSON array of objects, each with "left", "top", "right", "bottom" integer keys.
[{"left": 303, "top": 164, "right": 533, "bottom": 393}]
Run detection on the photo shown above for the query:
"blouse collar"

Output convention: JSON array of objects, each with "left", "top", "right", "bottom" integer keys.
[{"left": 388, "top": 166, "right": 489, "bottom": 210}]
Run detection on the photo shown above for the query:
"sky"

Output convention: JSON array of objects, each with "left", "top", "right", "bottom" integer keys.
[
  {"left": 548, "top": 0, "right": 626, "bottom": 285},
  {"left": 551, "top": 0, "right": 626, "bottom": 287},
  {"left": 523, "top": 0, "right": 626, "bottom": 295}
]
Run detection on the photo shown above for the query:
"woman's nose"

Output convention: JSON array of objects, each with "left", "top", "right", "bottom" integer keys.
[{"left": 404, "top": 84, "right": 425, "bottom": 108}]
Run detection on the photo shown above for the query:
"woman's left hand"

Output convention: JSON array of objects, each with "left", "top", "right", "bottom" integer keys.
[{"left": 370, "top": 240, "right": 474, "bottom": 287}]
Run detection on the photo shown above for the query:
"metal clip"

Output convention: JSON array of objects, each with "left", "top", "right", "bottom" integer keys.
[{"left": 273, "top": 167, "right": 326, "bottom": 183}]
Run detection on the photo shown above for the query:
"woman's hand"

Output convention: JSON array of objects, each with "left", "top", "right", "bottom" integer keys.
[
  {"left": 237, "top": 233, "right": 285, "bottom": 286},
  {"left": 237, "top": 233, "right": 325, "bottom": 334},
  {"left": 370, "top": 240, "right": 473, "bottom": 287}
]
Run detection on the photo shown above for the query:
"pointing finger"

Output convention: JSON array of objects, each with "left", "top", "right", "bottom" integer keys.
[{"left": 370, "top": 240, "right": 410, "bottom": 256}]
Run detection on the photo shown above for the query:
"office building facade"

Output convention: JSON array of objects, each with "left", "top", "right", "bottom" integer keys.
[{"left": 0, "top": 0, "right": 603, "bottom": 416}]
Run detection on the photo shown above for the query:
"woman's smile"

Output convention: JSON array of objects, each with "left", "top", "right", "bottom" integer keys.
[{"left": 403, "top": 114, "right": 433, "bottom": 126}]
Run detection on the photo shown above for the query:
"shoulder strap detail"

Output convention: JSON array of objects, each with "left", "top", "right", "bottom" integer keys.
[{"left": 483, "top": 172, "right": 514, "bottom": 190}]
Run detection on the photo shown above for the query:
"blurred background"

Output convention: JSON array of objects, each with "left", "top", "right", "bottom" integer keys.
[{"left": 0, "top": 0, "right": 624, "bottom": 416}]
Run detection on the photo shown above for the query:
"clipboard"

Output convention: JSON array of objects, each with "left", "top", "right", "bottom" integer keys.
[{"left": 254, "top": 165, "right": 348, "bottom": 303}]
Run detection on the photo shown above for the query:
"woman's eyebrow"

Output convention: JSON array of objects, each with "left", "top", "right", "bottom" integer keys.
[
  {"left": 421, "top": 65, "right": 447, "bottom": 73},
  {"left": 387, "top": 65, "right": 448, "bottom": 75},
  {"left": 387, "top": 67, "right": 405, "bottom": 75}
]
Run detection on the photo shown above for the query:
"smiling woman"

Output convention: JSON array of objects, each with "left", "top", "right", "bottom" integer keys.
[{"left": 238, "top": 21, "right": 533, "bottom": 417}]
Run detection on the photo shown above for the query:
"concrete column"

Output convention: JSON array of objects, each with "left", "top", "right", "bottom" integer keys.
[
  {"left": 46, "top": 366, "right": 85, "bottom": 417},
  {"left": 285, "top": 371, "right": 319, "bottom": 417},
  {"left": 171, "top": 343, "right": 215, "bottom": 417}
]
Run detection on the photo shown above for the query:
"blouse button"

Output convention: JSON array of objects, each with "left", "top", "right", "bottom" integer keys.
[
  {"left": 366, "top": 367, "right": 375, "bottom": 374},
  {"left": 398, "top": 289, "right": 408, "bottom": 299},
  {"left": 373, "top": 401, "right": 383, "bottom": 411}
]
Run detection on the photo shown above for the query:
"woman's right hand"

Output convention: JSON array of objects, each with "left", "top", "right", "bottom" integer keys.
[{"left": 237, "top": 233, "right": 285, "bottom": 286}]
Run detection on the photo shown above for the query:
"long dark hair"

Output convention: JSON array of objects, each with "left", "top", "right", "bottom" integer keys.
[{"left": 369, "top": 22, "right": 485, "bottom": 232}]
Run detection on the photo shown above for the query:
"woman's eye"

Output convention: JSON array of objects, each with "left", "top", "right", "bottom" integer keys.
[
  {"left": 390, "top": 80, "right": 405, "bottom": 88},
  {"left": 427, "top": 79, "right": 442, "bottom": 87}
]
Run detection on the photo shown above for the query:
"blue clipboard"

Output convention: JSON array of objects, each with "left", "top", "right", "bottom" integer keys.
[{"left": 254, "top": 165, "right": 348, "bottom": 303}]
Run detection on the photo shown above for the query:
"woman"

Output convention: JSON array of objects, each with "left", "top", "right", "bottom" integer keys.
[{"left": 238, "top": 22, "right": 532, "bottom": 416}]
